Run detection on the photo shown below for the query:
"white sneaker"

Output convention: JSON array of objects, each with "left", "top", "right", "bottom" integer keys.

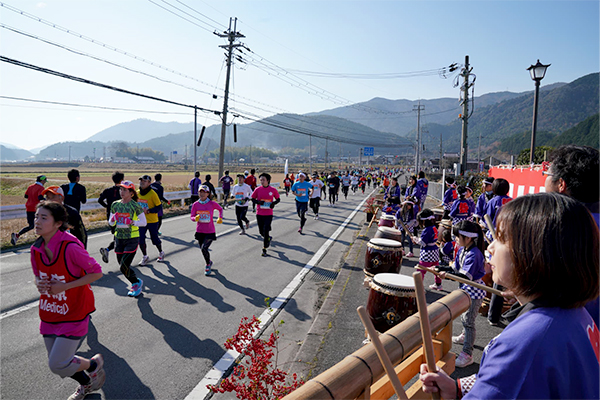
[
  {"left": 315, "top": 214, "right": 319, "bottom": 220},
  {"left": 455, "top": 351, "right": 473, "bottom": 368},
  {"left": 406, "top": 252, "right": 414, "bottom": 257},
  {"left": 429, "top": 283, "right": 443, "bottom": 291},
  {"left": 157, "top": 251, "right": 165, "bottom": 262},
  {"left": 138, "top": 255, "right": 149, "bottom": 266},
  {"left": 67, "top": 383, "right": 94, "bottom": 400},
  {"left": 452, "top": 333, "right": 465, "bottom": 345}
]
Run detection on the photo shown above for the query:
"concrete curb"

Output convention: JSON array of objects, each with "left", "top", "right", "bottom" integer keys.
[{"left": 288, "top": 213, "right": 373, "bottom": 380}]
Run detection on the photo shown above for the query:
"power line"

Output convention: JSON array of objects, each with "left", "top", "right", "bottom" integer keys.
[
  {"left": 146, "top": 0, "right": 217, "bottom": 34},
  {"left": 284, "top": 67, "right": 456, "bottom": 79},
  {"left": 171, "top": 0, "right": 227, "bottom": 30}
]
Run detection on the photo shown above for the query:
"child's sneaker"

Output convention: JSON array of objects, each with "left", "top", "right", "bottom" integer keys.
[
  {"left": 138, "top": 255, "right": 149, "bottom": 266},
  {"left": 455, "top": 351, "right": 473, "bottom": 368},
  {"left": 127, "top": 279, "right": 143, "bottom": 297},
  {"left": 406, "top": 252, "right": 414, "bottom": 257},
  {"left": 452, "top": 333, "right": 465, "bottom": 345},
  {"left": 157, "top": 251, "right": 165, "bottom": 262},
  {"left": 429, "top": 283, "right": 443, "bottom": 291},
  {"left": 205, "top": 261, "right": 213, "bottom": 275}
]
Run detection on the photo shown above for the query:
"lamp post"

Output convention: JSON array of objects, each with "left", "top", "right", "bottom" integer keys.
[{"left": 527, "top": 59, "right": 550, "bottom": 164}]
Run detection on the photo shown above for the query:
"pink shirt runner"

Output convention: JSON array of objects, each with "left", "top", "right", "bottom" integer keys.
[
  {"left": 190, "top": 200, "right": 224, "bottom": 233},
  {"left": 30, "top": 230, "right": 102, "bottom": 337},
  {"left": 251, "top": 185, "right": 280, "bottom": 216}
]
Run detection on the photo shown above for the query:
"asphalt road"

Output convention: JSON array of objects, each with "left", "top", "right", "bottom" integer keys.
[{"left": 0, "top": 188, "right": 372, "bottom": 400}]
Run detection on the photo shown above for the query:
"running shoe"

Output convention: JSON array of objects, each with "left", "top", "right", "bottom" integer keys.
[
  {"left": 406, "top": 252, "right": 414, "bottom": 257},
  {"left": 262, "top": 248, "right": 268, "bottom": 257},
  {"left": 88, "top": 354, "right": 106, "bottom": 391},
  {"left": 10, "top": 233, "right": 18, "bottom": 246},
  {"left": 67, "top": 383, "right": 94, "bottom": 400},
  {"left": 99, "top": 248, "right": 109, "bottom": 263},
  {"left": 239, "top": 230, "right": 246, "bottom": 235},
  {"left": 298, "top": 228, "right": 302, "bottom": 234},
  {"left": 315, "top": 214, "right": 319, "bottom": 220},
  {"left": 158, "top": 231, "right": 162, "bottom": 236},
  {"left": 429, "top": 283, "right": 443, "bottom": 291},
  {"left": 127, "top": 278, "right": 143, "bottom": 297},
  {"left": 452, "top": 333, "right": 465, "bottom": 345},
  {"left": 205, "top": 261, "right": 213, "bottom": 275},
  {"left": 157, "top": 251, "right": 165, "bottom": 262},
  {"left": 245, "top": 221, "right": 250, "bottom": 229},
  {"left": 455, "top": 352, "right": 474, "bottom": 368},
  {"left": 138, "top": 255, "right": 149, "bottom": 266}
]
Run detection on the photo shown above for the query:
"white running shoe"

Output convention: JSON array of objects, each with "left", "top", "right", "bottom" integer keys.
[
  {"left": 88, "top": 354, "right": 106, "bottom": 391},
  {"left": 455, "top": 351, "right": 474, "bottom": 368},
  {"left": 138, "top": 255, "right": 149, "bottom": 266},
  {"left": 429, "top": 283, "right": 443, "bottom": 291},
  {"left": 67, "top": 383, "right": 94, "bottom": 400},
  {"left": 157, "top": 251, "right": 165, "bottom": 262},
  {"left": 406, "top": 252, "right": 414, "bottom": 257},
  {"left": 452, "top": 333, "right": 465, "bottom": 345}
]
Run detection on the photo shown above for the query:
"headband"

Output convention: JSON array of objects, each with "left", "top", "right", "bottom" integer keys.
[
  {"left": 483, "top": 179, "right": 494, "bottom": 185},
  {"left": 402, "top": 200, "right": 414, "bottom": 206},
  {"left": 458, "top": 230, "right": 479, "bottom": 238},
  {"left": 421, "top": 215, "right": 436, "bottom": 220}
]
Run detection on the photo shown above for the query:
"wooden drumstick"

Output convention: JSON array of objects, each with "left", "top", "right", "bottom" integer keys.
[
  {"left": 396, "top": 216, "right": 410, "bottom": 234},
  {"left": 415, "top": 266, "right": 503, "bottom": 297},
  {"left": 367, "top": 207, "right": 380, "bottom": 229},
  {"left": 412, "top": 272, "right": 441, "bottom": 400},
  {"left": 483, "top": 214, "right": 497, "bottom": 241},
  {"left": 357, "top": 306, "right": 408, "bottom": 400}
]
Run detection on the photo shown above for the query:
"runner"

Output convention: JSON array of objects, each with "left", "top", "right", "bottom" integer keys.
[
  {"left": 251, "top": 173, "right": 280, "bottom": 256},
  {"left": 61, "top": 169, "right": 87, "bottom": 213},
  {"left": 109, "top": 180, "right": 146, "bottom": 297},
  {"left": 42, "top": 186, "right": 87, "bottom": 249},
  {"left": 327, "top": 171, "right": 340, "bottom": 207},
  {"left": 203, "top": 174, "right": 218, "bottom": 200},
  {"left": 232, "top": 174, "right": 253, "bottom": 234},
  {"left": 136, "top": 175, "right": 165, "bottom": 265},
  {"left": 11, "top": 174, "right": 47, "bottom": 246},
  {"left": 188, "top": 172, "right": 202, "bottom": 205},
  {"left": 245, "top": 169, "right": 257, "bottom": 212},
  {"left": 350, "top": 173, "right": 359, "bottom": 194},
  {"left": 219, "top": 170, "right": 234, "bottom": 209},
  {"left": 283, "top": 174, "right": 292, "bottom": 197},
  {"left": 190, "top": 185, "right": 223, "bottom": 275},
  {"left": 150, "top": 173, "right": 170, "bottom": 235},
  {"left": 292, "top": 172, "right": 312, "bottom": 234},
  {"left": 98, "top": 172, "right": 123, "bottom": 263},
  {"left": 309, "top": 173, "right": 324, "bottom": 220},
  {"left": 340, "top": 171, "right": 351, "bottom": 199},
  {"left": 31, "top": 201, "right": 105, "bottom": 400},
  {"left": 359, "top": 174, "right": 367, "bottom": 193}
]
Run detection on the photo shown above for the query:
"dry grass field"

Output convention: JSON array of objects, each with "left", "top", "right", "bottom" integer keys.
[{"left": 0, "top": 163, "right": 298, "bottom": 249}]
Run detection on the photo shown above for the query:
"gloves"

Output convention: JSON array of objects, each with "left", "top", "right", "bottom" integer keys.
[
  {"left": 195, "top": 214, "right": 200, "bottom": 222},
  {"left": 259, "top": 200, "right": 265, "bottom": 205},
  {"left": 217, "top": 217, "right": 223, "bottom": 224},
  {"left": 269, "top": 202, "right": 275, "bottom": 209}
]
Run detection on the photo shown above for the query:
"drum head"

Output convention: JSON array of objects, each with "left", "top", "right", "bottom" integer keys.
[
  {"left": 372, "top": 273, "right": 415, "bottom": 291},
  {"left": 378, "top": 226, "right": 400, "bottom": 234},
  {"left": 381, "top": 214, "right": 396, "bottom": 221},
  {"left": 369, "top": 238, "right": 403, "bottom": 247}
]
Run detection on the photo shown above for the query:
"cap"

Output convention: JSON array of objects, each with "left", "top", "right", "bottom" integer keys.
[
  {"left": 198, "top": 185, "right": 210, "bottom": 192},
  {"left": 36, "top": 174, "right": 47, "bottom": 182},
  {"left": 119, "top": 180, "right": 135, "bottom": 190},
  {"left": 298, "top": 172, "right": 306, "bottom": 178},
  {"left": 139, "top": 174, "right": 152, "bottom": 181},
  {"left": 244, "top": 170, "right": 249, "bottom": 175},
  {"left": 41, "top": 185, "right": 64, "bottom": 197},
  {"left": 312, "top": 172, "right": 318, "bottom": 177}
]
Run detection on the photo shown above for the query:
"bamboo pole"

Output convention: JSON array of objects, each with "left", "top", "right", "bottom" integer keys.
[
  {"left": 415, "top": 266, "right": 503, "bottom": 296},
  {"left": 367, "top": 207, "right": 380, "bottom": 229},
  {"left": 413, "top": 272, "right": 441, "bottom": 400}
]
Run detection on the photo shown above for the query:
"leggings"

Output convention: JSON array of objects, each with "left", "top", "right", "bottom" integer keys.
[
  {"left": 329, "top": 190, "right": 337, "bottom": 205},
  {"left": 138, "top": 222, "right": 162, "bottom": 256},
  {"left": 198, "top": 238, "right": 213, "bottom": 264},
  {"left": 43, "top": 335, "right": 86, "bottom": 379},
  {"left": 115, "top": 237, "right": 139, "bottom": 284},
  {"left": 342, "top": 186, "right": 349, "bottom": 198},
  {"left": 309, "top": 198, "right": 320, "bottom": 214},
  {"left": 235, "top": 206, "right": 249, "bottom": 229},
  {"left": 256, "top": 215, "right": 273, "bottom": 248},
  {"left": 18, "top": 211, "right": 36, "bottom": 236},
  {"left": 296, "top": 200, "right": 308, "bottom": 229}
]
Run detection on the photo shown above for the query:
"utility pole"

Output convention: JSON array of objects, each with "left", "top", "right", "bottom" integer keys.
[
  {"left": 309, "top": 134, "right": 313, "bottom": 175},
  {"left": 439, "top": 132, "right": 443, "bottom": 171},
  {"left": 216, "top": 18, "right": 244, "bottom": 185},
  {"left": 194, "top": 106, "right": 197, "bottom": 172},
  {"left": 413, "top": 102, "right": 425, "bottom": 173},
  {"left": 325, "top": 138, "right": 328, "bottom": 169},
  {"left": 459, "top": 55, "right": 474, "bottom": 175}
]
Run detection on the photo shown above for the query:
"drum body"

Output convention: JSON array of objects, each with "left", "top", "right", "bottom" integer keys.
[
  {"left": 364, "top": 238, "right": 403, "bottom": 278},
  {"left": 367, "top": 273, "right": 417, "bottom": 333},
  {"left": 374, "top": 226, "right": 403, "bottom": 242},
  {"left": 378, "top": 214, "right": 396, "bottom": 228},
  {"left": 431, "top": 208, "right": 444, "bottom": 224}
]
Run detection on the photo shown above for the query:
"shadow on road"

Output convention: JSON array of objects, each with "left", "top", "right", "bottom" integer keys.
[
  {"left": 137, "top": 296, "right": 224, "bottom": 362},
  {"left": 80, "top": 318, "right": 154, "bottom": 400},
  {"left": 211, "top": 270, "right": 271, "bottom": 308}
]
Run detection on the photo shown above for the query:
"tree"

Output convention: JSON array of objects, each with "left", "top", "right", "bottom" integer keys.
[{"left": 516, "top": 146, "right": 554, "bottom": 164}]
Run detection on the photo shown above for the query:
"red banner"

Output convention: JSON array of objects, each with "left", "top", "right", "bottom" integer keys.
[{"left": 488, "top": 166, "right": 547, "bottom": 198}]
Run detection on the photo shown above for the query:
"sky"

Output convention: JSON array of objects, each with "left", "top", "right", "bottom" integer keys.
[{"left": 0, "top": 0, "right": 598, "bottom": 151}]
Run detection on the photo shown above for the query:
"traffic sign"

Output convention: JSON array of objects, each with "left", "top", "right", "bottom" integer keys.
[{"left": 363, "top": 147, "right": 374, "bottom": 157}]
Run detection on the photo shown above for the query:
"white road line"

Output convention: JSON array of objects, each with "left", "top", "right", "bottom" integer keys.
[
  {"left": 0, "top": 300, "right": 39, "bottom": 320},
  {"left": 185, "top": 191, "right": 374, "bottom": 400}
]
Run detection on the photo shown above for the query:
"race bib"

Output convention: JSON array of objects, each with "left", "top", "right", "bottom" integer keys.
[
  {"left": 297, "top": 188, "right": 307, "bottom": 197},
  {"left": 260, "top": 199, "right": 272, "bottom": 209},
  {"left": 116, "top": 212, "right": 131, "bottom": 228},
  {"left": 138, "top": 199, "right": 149, "bottom": 210},
  {"left": 196, "top": 210, "right": 210, "bottom": 223},
  {"left": 329, "top": 184, "right": 335, "bottom": 188}
]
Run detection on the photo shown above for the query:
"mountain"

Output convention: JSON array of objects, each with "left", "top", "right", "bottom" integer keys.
[
  {"left": 85, "top": 119, "right": 195, "bottom": 143},
  {"left": 0, "top": 145, "right": 34, "bottom": 161},
  {"left": 546, "top": 113, "right": 599, "bottom": 149},
  {"left": 413, "top": 73, "right": 598, "bottom": 158}
]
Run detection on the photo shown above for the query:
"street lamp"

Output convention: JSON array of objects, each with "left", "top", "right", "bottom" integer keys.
[{"left": 526, "top": 59, "right": 550, "bottom": 164}]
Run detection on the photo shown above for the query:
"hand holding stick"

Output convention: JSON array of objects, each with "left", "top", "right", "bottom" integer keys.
[
  {"left": 412, "top": 272, "right": 441, "bottom": 400},
  {"left": 357, "top": 306, "right": 408, "bottom": 400},
  {"left": 415, "top": 266, "right": 503, "bottom": 297},
  {"left": 483, "top": 214, "right": 497, "bottom": 241},
  {"left": 367, "top": 207, "right": 380, "bottom": 229}
]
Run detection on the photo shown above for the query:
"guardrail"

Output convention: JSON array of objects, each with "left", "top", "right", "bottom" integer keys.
[{"left": 0, "top": 183, "right": 280, "bottom": 220}]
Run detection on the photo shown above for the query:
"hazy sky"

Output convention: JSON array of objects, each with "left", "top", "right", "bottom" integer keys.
[{"left": 0, "top": 0, "right": 598, "bottom": 150}]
